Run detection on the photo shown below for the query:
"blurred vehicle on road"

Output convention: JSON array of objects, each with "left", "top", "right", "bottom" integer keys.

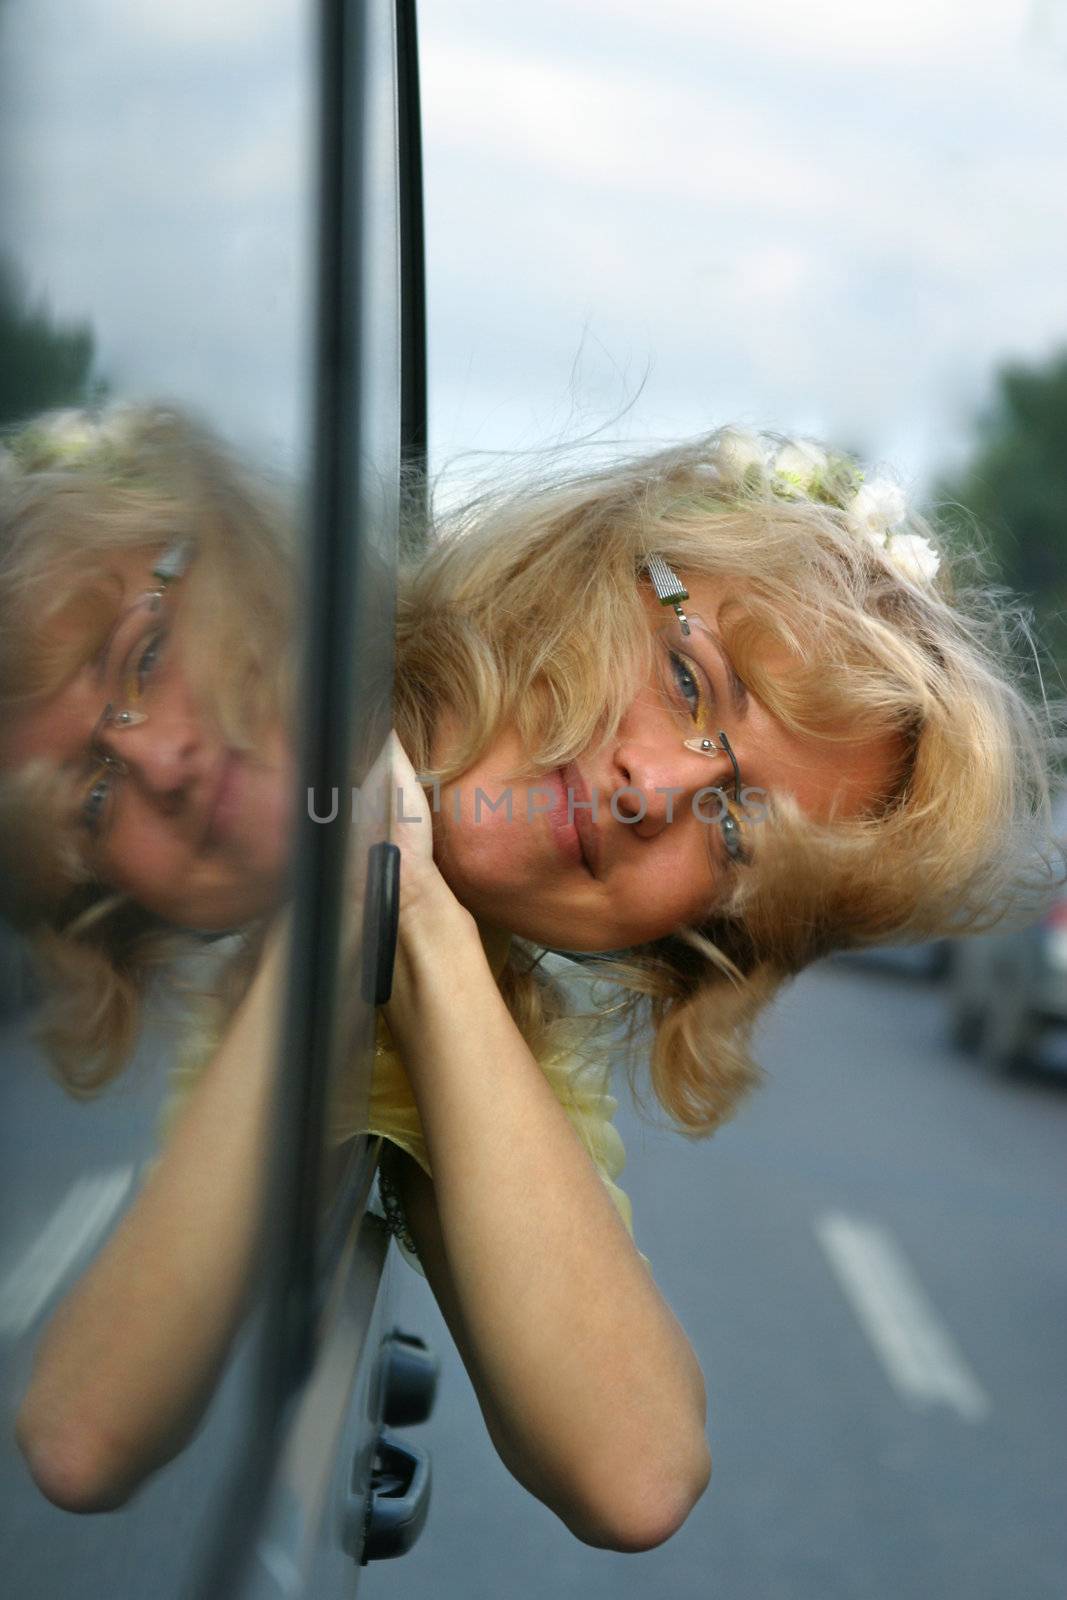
[
  {"left": 946, "top": 794, "right": 1067, "bottom": 1074},
  {"left": 836, "top": 940, "right": 949, "bottom": 981},
  {"left": 946, "top": 896, "right": 1067, "bottom": 1073}
]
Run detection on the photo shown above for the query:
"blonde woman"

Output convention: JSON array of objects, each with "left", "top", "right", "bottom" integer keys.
[{"left": 0, "top": 406, "right": 1056, "bottom": 1542}]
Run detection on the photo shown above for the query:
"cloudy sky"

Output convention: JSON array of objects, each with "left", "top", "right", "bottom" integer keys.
[{"left": 2, "top": 0, "right": 1066, "bottom": 495}]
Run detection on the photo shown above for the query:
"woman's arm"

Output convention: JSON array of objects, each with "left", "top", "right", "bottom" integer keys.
[
  {"left": 382, "top": 880, "right": 711, "bottom": 1552},
  {"left": 16, "top": 923, "right": 288, "bottom": 1513}
]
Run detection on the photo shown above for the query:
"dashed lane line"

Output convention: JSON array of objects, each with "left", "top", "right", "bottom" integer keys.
[
  {"left": 0, "top": 1166, "right": 136, "bottom": 1338},
  {"left": 815, "top": 1210, "right": 990, "bottom": 1422}
]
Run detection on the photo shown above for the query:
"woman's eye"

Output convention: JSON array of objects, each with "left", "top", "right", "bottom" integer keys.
[
  {"left": 137, "top": 630, "right": 164, "bottom": 688},
  {"left": 81, "top": 771, "right": 114, "bottom": 836},
  {"left": 668, "top": 650, "right": 705, "bottom": 720},
  {"left": 720, "top": 810, "right": 745, "bottom": 863},
  {"left": 121, "top": 627, "right": 166, "bottom": 703}
]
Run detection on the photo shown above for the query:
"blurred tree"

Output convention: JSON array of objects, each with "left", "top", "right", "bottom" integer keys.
[
  {"left": 937, "top": 349, "right": 1067, "bottom": 667},
  {"left": 0, "top": 256, "right": 102, "bottom": 426}
]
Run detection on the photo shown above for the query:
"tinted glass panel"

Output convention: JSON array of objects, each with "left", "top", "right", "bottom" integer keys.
[{"left": 0, "top": 2, "right": 401, "bottom": 1593}]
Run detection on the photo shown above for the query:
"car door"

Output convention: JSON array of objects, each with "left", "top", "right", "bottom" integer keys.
[{"left": 0, "top": 2, "right": 428, "bottom": 1594}]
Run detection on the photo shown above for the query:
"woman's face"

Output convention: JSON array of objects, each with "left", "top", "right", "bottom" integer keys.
[
  {"left": 1, "top": 549, "right": 293, "bottom": 929},
  {"left": 429, "top": 572, "right": 905, "bottom": 951}
]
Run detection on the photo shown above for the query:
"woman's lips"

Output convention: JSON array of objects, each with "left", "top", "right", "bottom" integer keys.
[
  {"left": 205, "top": 753, "right": 242, "bottom": 848},
  {"left": 548, "top": 765, "right": 597, "bottom": 876},
  {"left": 562, "top": 762, "right": 600, "bottom": 876}
]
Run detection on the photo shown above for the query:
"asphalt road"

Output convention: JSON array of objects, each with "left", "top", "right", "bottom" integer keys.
[
  {"left": 366, "top": 957, "right": 1067, "bottom": 1600},
  {"left": 2, "top": 956, "right": 1065, "bottom": 1598}
]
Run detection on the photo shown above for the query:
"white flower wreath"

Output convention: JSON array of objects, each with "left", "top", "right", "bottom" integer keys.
[
  {"left": 843, "top": 475, "right": 940, "bottom": 583},
  {"left": 1, "top": 405, "right": 145, "bottom": 478},
  {"left": 717, "top": 432, "right": 942, "bottom": 586}
]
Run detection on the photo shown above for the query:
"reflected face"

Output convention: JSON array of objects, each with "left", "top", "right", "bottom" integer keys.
[
  {"left": 430, "top": 573, "right": 905, "bottom": 951},
  {"left": 1, "top": 550, "right": 292, "bottom": 929}
]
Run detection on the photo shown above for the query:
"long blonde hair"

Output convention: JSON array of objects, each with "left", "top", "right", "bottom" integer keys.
[{"left": 394, "top": 431, "right": 1062, "bottom": 1130}]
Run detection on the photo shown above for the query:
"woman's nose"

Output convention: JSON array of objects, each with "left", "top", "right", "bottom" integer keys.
[
  {"left": 609, "top": 736, "right": 735, "bottom": 836},
  {"left": 96, "top": 697, "right": 205, "bottom": 800}
]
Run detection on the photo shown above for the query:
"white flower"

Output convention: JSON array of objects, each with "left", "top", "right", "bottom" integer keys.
[
  {"left": 39, "top": 411, "right": 99, "bottom": 461},
  {"left": 717, "top": 429, "right": 766, "bottom": 479},
  {"left": 885, "top": 531, "right": 941, "bottom": 584},
  {"left": 6, "top": 406, "right": 143, "bottom": 477},
  {"left": 847, "top": 477, "right": 908, "bottom": 540},
  {"left": 771, "top": 440, "right": 828, "bottom": 495}
]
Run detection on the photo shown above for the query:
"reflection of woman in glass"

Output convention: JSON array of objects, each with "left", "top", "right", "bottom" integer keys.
[{"left": 1, "top": 406, "right": 1056, "bottom": 1540}]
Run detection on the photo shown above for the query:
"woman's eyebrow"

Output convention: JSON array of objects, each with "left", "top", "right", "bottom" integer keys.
[
  {"left": 91, "top": 600, "right": 141, "bottom": 685},
  {"left": 688, "top": 618, "right": 748, "bottom": 716}
]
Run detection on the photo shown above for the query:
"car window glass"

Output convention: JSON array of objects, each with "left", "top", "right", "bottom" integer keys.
[{"left": 0, "top": 3, "right": 401, "bottom": 1593}]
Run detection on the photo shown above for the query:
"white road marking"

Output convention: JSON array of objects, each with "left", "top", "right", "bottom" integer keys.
[
  {"left": 814, "top": 1210, "right": 990, "bottom": 1422},
  {"left": 255, "top": 1542, "right": 302, "bottom": 1597},
  {"left": 0, "top": 1166, "right": 135, "bottom": 1338}
]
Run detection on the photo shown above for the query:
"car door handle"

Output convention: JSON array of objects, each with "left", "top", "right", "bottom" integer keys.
[
  {"left": 361, "top": 841, "right": 401, "bottom": 1004},
  {"left": 358, "top": 1428, "right": 432, "bottom": 1562},
  {"left": 381, "top": 1328, "right": 439, "bottom": 1427}
]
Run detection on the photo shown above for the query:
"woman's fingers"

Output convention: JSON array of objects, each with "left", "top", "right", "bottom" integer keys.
[
  {"left": 385, "top": 731, "right": 461, "bottom": 927},
  {"left": 353, "top": 730, "right": 461, "bottom": 930},
  {"left": 385, "top": 730, "right": 434, "bottom": 859},
  {"left": 341, "top": 731, "right": 431, "bottom": 959}
]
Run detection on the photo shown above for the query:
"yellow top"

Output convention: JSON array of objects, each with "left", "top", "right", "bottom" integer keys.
[{"left": 350, "top": 1011, "right": 634, "bottom": 1239}]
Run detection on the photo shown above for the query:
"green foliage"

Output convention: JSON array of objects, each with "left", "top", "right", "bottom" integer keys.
[
  {"left": 937, "top": 349, "right": 1067, "bottom": 668},
  {"left": 0, "top": 257, "right": 103, "bottom": 428}
]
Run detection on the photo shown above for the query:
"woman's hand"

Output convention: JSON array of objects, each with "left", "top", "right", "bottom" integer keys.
[
  {"left": 384, "top": 729, "right": 435, "bottom": 874},
  {"left": 383, "top": 730, "right": 474, "bottom": 931}
]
